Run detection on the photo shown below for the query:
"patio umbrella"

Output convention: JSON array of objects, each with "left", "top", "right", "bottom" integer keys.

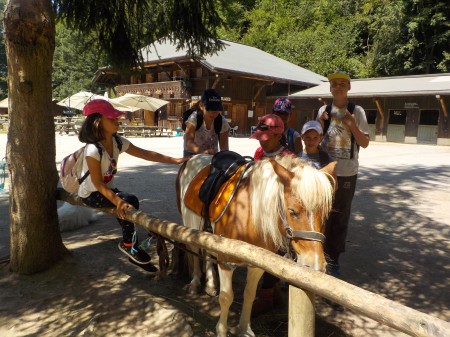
[
  {"left": 111, "top": 93, "right": 169, "bottom": 111},
  {"left": 58, "top": 91, "right": 139, "bottom": 112},
  {"left": 0, "top": 97, "right": 8, "bottom": 109}
]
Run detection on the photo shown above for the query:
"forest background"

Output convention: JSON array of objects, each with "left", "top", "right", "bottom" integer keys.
[{"left": 0, "top": 0, "right": 449, "bottom": 101}]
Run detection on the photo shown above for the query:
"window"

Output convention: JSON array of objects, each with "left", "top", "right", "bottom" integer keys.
[
  {"left": 388, "top": 110, "right": 406, "bottom": 125},
  {"left": 419, "top": 110, "right": 439, "bottom": 125},
  {"left": 365, "top": 110, "right": 377, "bottom": 124}
]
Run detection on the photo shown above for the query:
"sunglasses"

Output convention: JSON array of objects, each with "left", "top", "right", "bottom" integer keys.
[{"left": 256, "top": 124, "right": 279, "bottom": 131}]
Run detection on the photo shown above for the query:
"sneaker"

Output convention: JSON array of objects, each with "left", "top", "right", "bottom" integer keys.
[
  {"left": 128, "top": 258, "right": 158, "bottom": 275},
  {"left": 118, "top": 241, "right": 151, "bottom": 264}
]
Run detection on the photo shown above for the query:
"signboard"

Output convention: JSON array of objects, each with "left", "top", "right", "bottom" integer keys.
[
  {"left": 191, "top": 96, "right": 232, "bottom": 102},
  {"left": 248, "top": 110, "right": 254, "bottom": 118},
  {"left": 404, "top": 103, "right": 419, "bottom": 108}
]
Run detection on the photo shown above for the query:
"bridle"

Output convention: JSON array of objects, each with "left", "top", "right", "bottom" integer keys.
[{"left": 279, "top": 210, "right": 326, "bottom": 244}]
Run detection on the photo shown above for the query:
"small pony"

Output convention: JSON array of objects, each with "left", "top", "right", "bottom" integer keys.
[{"left": 176, "top": 154, "right": 336, "bottom": 337}]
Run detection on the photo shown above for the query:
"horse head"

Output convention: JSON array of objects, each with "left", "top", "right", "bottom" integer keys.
[{"left": 268, "top": 157, "right": 336, "bottom": 272}]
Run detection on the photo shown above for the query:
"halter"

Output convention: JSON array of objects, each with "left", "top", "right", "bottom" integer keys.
[{"left": 280, "top": 211, "right": 326, "bottom": 244}]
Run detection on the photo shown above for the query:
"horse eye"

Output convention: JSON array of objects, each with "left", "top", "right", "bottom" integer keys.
[{"left": 288, "top": 208, "right": 299, "bottom": 218}]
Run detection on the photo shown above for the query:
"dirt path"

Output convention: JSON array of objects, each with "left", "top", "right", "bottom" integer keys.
[{"left": 0, "top": 134, "right": 449, "bottom": 336}]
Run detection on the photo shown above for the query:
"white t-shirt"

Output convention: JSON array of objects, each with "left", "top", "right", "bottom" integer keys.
[
  {"left": 317, "top": 104, "right": 369, "bottom": 176},
  {"left": 183, "top": 111, "right": 230, "bottom": 153},
  {"left": 78, "top": 135, "right": 130, "bottom": 198}
]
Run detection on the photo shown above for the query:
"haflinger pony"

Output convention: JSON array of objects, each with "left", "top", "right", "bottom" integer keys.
[{"left": 176, "top": 153, "right": 336, "bottom": 337}]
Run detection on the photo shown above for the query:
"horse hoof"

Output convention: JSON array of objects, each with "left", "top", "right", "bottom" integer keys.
[{"left": 205, "top": 286, "right": 218, "bottom": 297}]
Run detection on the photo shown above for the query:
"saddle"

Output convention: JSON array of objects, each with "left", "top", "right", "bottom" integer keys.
[{"left": 184, "top": 151, "right": 254, "bottom": 226}]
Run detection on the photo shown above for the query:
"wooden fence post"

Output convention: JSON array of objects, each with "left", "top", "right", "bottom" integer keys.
[{"left": 289, "top": 286, "right": 315, "bottom": 337}]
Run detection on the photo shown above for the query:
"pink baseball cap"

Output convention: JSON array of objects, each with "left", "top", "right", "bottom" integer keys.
[
  {"left": 82, "top": 99, "right": 124, "bottom": 118},
  {"left": 251, "top": 114, "right": 284, "bottom": 141}
]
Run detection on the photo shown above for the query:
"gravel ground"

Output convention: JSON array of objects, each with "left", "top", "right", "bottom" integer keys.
[{"left": 0, "top": 133, "right": 449, "bottom": 337}]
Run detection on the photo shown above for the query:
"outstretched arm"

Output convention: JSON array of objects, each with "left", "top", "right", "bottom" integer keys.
[{"left": 125, "top": 143, "right": 189, "bottom": 164}]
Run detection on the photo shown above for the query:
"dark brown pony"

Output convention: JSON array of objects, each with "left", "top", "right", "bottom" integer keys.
[{"left": 177, "top": 154, "right": 336, "bottom": 337}]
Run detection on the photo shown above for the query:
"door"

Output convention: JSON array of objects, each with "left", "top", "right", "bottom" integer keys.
[
  {"left": 232, "top": 104, "right": 248, "bottom": 136},
  {"left": 387, "top": 109, "right": 406, "bottom": 143},
  {"left": 417, "top": 110, "right": 438, "bottom": 144}
]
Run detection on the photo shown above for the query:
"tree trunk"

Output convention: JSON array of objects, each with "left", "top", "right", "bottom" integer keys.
[{"left": 4, "top": 0, "right": 67, "bottom": 274}]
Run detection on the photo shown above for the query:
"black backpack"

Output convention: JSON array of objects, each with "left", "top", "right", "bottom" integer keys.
[
  {"left": 181, "top": 108, "right": 222, "bottom": 135},
  {"left": 323, "top": 102, "right": 358, "bottom": 159}
]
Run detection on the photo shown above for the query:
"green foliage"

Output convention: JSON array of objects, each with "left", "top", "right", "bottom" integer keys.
[
  {"left": 52, "top": 23, "right": 109, "bottom": 100},
  {"left": 53, "top": 0, "right": 225, "bottom": 69},
  {"left": 219, "top": 0, "right": 450, "bottom": 77},
  {"left": 4, "top": 0, "right": 448, "bottom": 100}
]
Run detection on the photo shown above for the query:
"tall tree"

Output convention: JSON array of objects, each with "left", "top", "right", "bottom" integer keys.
[
  {"left": 0, "top": 0, "right": 8, "bottom": 99},
  {"left": 4, "top": 0, "right": 224, "bottom": 274}
]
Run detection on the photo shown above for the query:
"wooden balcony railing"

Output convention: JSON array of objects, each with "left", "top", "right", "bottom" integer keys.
[{"left": 116, "top": 80, "right": 191, "bottom": 100}]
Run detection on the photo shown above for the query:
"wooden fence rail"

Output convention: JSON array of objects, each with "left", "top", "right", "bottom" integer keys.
[{"left": 57, "top": 188, "right": 450, "bottom": 337}]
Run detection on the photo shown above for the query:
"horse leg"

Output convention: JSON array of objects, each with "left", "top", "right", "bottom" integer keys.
[
  {"left": 187, "top": 245, "right": 202, "bottom": 294},
  {"left": 238, "top": 266, "right": 264, "bottom": 337},
  {"left": 216, "top": 263, "right": 234, "bottom": 337},
  {"left": 204, "top": 253, "right": 218, "bottom": 296}
]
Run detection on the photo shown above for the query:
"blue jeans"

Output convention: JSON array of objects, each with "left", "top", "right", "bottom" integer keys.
[
  {"left": 324, "top": 175, "right": 357, "bottom": 264},
  {"left": 82, "top": 189, "right": 139, "bottom": 244}
]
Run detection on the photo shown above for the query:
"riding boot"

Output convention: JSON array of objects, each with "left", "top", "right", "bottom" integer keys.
[{"left": 251, "top": 288, "right": 274, "bottom": 317}]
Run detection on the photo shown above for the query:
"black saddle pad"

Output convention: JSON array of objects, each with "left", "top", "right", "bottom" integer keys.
[{"left": 199, "top": 150, "right": 253, "bottom": 207}]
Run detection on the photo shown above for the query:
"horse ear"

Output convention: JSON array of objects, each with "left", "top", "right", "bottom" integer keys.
[
  {"left": 320, "top": 161, "right": 338, "bottom": 191},
  {"left": 269, "top": 158, "right": 294, "bottom": 185}
]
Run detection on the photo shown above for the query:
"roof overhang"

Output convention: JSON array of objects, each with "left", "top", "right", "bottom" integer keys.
[{"left": 290, "top": 74, "right": 450, "bottom": 99}]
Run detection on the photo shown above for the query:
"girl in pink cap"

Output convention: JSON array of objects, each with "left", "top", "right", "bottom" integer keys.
[{"left": 78, "top": 99, "right": 188, "bottom": 273}]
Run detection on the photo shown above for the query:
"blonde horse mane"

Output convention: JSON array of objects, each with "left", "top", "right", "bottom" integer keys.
[{"left": 249, "top": 155, "right": 334, "bottom": 250}]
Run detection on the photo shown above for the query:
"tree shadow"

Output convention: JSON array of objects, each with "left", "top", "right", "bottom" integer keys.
[{"left": 1, "top": 162, "right": 448, "bottom": 337}]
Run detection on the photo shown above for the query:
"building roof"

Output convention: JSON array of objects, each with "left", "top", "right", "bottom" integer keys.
[
  {"left": 290, "top": 73, "right": 450, "bottom": 98},
  {"left": 141, "top": 39, "right": 327, "bottom": 86}
]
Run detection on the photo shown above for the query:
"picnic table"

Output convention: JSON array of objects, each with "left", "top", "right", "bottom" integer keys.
[
  {"left": 119, "top": 125, "right": 172, "bottom": 137},
  {"left": 54, "top": 117, "right": 79, "bottom": 135},
  {"left": 0, "top": 116, "right": 8, "bottom": 131}
]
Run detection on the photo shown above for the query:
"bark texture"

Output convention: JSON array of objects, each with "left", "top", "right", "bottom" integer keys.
[{"left": 5, "top": 0, "right": 67, "bottom": 274}]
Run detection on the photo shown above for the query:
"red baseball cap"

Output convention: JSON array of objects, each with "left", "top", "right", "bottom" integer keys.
[
  {"left": 251, "top": 114, "right": 284, "bottom": 141},
  {"left": 82, "top": 99, "right": 124, "bottom": 118}
]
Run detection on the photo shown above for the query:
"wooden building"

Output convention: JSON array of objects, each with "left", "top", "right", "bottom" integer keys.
[
  {"left": 92, "top": 39, "right": 326, "bottom": 135},
  {"left": 289, "top": 73, "right": 450, "bottom": 146}
]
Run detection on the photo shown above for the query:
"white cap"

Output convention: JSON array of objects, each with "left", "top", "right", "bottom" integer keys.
[{"left": 301, "top": 120, "right": 323, "bottom": 136}]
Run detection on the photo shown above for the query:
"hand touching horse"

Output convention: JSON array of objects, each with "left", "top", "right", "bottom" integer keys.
[{"left": 177, "top": 154, "right": 336, "bottom": 337}]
